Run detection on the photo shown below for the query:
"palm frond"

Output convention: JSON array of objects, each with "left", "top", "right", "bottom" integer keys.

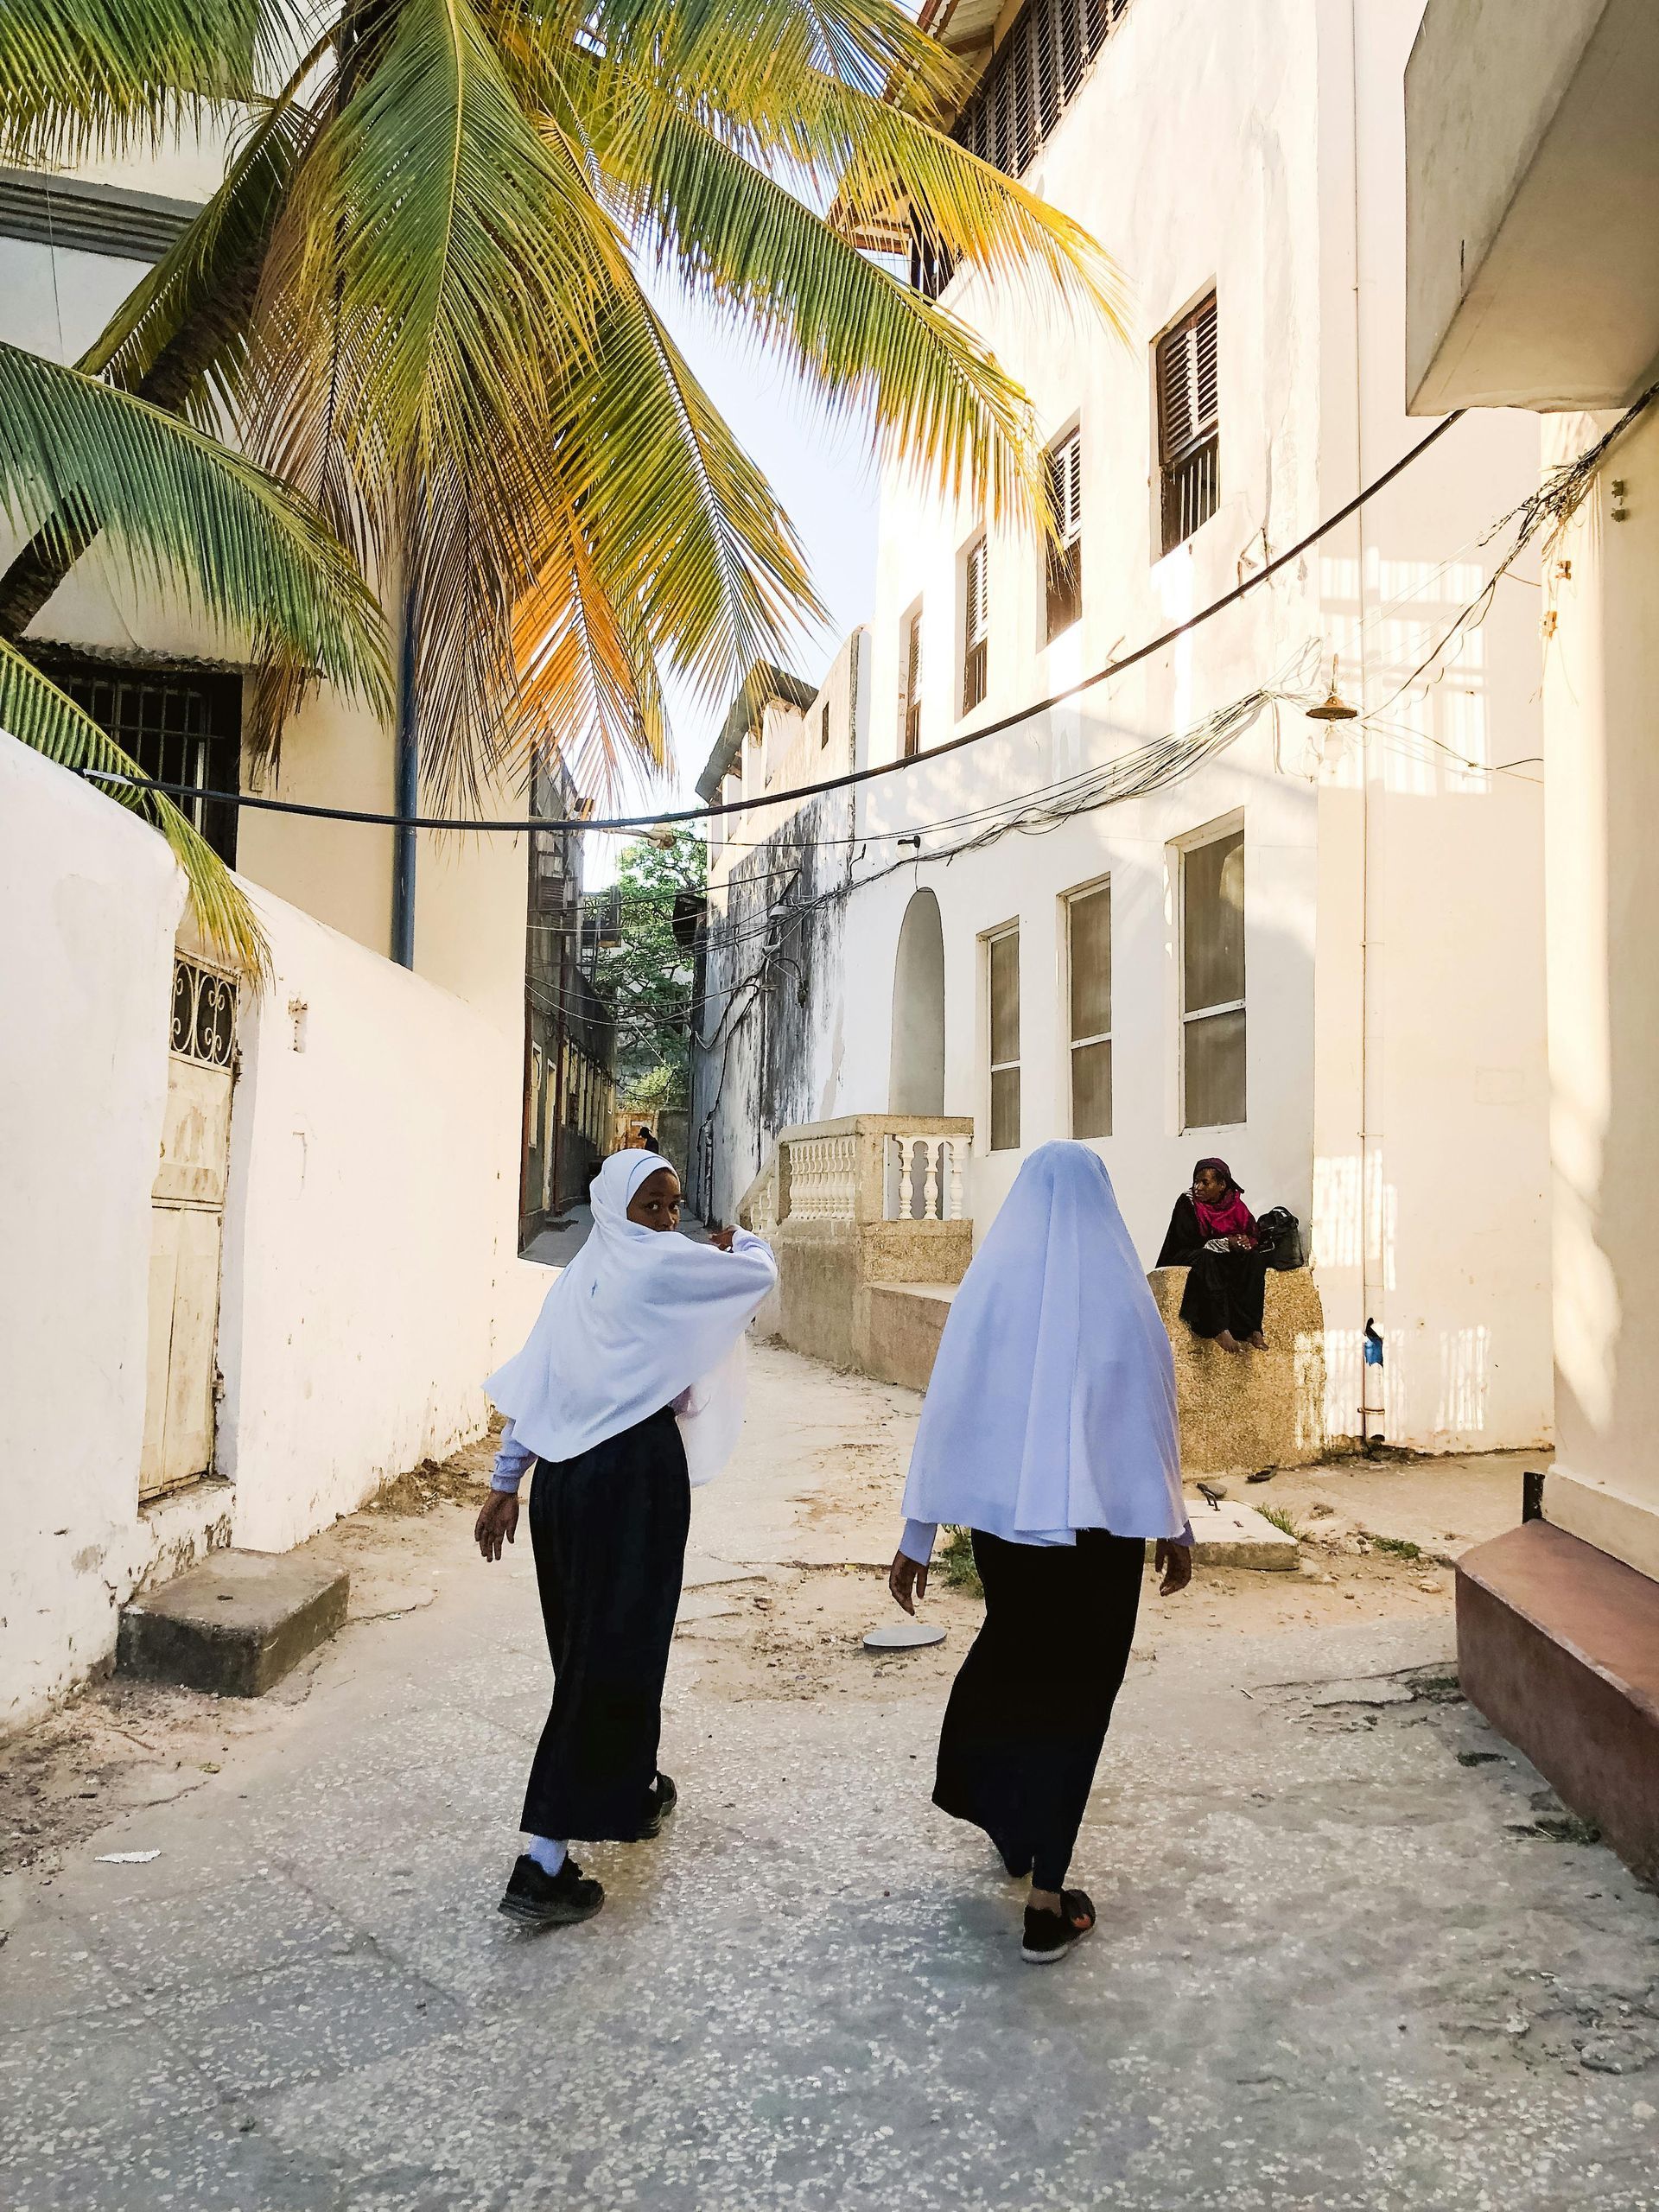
[
  {"left": 0, "top": 0, "right": 305, "bottom": 165},
  {"left": 0, "top": 341, "right": 389, "bottom": 712},
  {"left": 0, "top": 632, "right": 267, "bottom": 972}
]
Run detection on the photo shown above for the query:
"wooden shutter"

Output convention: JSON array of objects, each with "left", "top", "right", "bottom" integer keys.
[
  {"left": 1157, "top": 293, "right": 1221, "bottom": 552},
  {"left": 1046, "top": 432, "right": 1083, "bottom": 638},
  {"left": 963, "top": 538, "right": 989, "bottom": 711},
  {"left": 904, "top": 607, "right": 924, "bottom": 755}
]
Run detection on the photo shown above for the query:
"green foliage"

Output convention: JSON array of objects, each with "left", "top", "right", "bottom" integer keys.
[
  {"left": 1256, "top": 1503, "right": 1310, "bottom": 1543},
  {"left": 594, "top": 829, "right": 708, "bottom": 1096},
  {"left": 1368, "top": 1534, "right": 1422, "bottom": 1561},
  {"left": 938, "top": 1526, "right": 982, "bottom": 1599}
]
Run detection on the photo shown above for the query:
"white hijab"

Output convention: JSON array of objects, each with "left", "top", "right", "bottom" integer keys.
[
  {"left": 486, "top": 1150, "right": 777, "bottom": 1484},
  {"left": 901, "top": 1142, "right": 1185, "bottom": 1544}
]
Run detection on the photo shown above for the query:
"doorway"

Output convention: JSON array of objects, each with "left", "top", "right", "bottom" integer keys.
[{"left": 890, "top": 888, "right": 945, "bottom": 1116}]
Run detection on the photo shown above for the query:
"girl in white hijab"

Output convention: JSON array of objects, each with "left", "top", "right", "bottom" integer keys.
[
  {"left": 475, "top": 1148, "right": 776, "bottom": 1928},
  {"left": 887, "top": 1142, "right": 1193, "bottom": 1964}
]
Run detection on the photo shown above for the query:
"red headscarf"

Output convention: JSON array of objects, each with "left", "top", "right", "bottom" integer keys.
[{"left": 1192, "top": 1158, "right": 1255, "bottom": 1243}]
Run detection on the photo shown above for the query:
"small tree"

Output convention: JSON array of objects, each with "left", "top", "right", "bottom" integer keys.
[{"left": 595, "top": 830, "right": 707, "bottom": 1099}]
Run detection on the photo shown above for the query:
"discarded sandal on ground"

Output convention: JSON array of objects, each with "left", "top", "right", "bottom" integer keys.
[
  {"left": 1020, "top": 1888, "right": 1096, "bottom": 1965},
  {"left": 499, "top": 1853, "right": 604, "bottom": 1927}
]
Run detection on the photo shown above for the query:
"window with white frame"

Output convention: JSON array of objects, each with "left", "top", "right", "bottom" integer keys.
[
  {"left": 1046, "top": 428, "right": 1082, "bottom": 640},
  {"left": 1180, "top": 823, "right": 1245, "bottom": 1129},
  {"left": 962, "top": 534, "right": 989, "bottom": 713},
  {"left": 1156, "top": 291, "right": 1220, "bottom": 556},
  {"left": 986, "top": 924, "right": 1020, "bottom": 1151},
  {"left": 901, "top": 601, "right": 924, "bottom": 757},
  {"left": 1066, "top": 879, "right": 1111, "bottom": 1138}
]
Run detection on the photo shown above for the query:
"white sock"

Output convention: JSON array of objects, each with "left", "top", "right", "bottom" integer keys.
[{"left": 526, "top": 1835, "right": 568, "bottom": 1877}]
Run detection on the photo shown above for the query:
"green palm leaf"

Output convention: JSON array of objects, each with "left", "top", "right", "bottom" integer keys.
[
  {"left": 0, "top": 632, "right": 266, "bottom": 971},
  {"left": 0, "top": 340, "right": 389, "bottom": 709}
]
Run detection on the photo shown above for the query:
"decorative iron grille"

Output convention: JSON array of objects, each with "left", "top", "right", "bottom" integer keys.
[{"left": 170, "top": 957, "right": 238, "bottom": 1068}]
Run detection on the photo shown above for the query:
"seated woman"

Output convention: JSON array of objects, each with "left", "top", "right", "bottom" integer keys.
[{"left": 1156, "top": 1156, "right": 1269, "bottom": 1354}]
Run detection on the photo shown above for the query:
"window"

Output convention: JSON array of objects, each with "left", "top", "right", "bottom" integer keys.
[
  {"left": 1046, "top": 428, "right": 1083, "bottom": 640},
  {"left": 1156, "top": 291, "right": 1220, "bottom": 556},
  {"left": 1180, "top": 823, "right": 1244, "bottom": 1129},
  {"left": 819, "top": 699, "right": 830, "bottom": 748},
  {"left": 987, "top": 925, "right": 1021, "bottom": 1151},
  {"left": 33, "top": 647, "right": 242, "bottom": 864},
  {"left": 1066, "top": 880, "right": 1111, "bottom": 1138},
  {"left": 901, "top": 603, "right": 924, "bottom": 758},
  {"left": 962, "top": 536, "right": 989, "bottom": 714}
]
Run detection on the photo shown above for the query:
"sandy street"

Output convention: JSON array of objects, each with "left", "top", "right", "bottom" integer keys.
[{"left": 3, "top": 1343, "right": 1656, "bottom": 2209}]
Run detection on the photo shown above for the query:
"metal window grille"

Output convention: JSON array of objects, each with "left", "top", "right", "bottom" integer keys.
[
  {"left": 910, "top": 0, "right": 1134, "bottom": 296},
  {"left": 1045, "top": 429, "right": 1084, "bottom": 640},
  {"left": 169, "top": 957, "right": 237, "bottom": 1068},
  {"left": 987, "top": 925, "right": 1021, "bottom": 1151},
  {"left": 1157, "top": 292, "right": 1220, "bottom": 556},
  {"left": 962, "top": 537, "right": 989, "bottom": 714},
  {"left": 902, "top": 605, "right": 924, "bottom": 757},
  {"left": 35, "top": 649, "right": 242, "bottom": 864},
  {"left": 1066, "top": 880, "right": 1111, "bottom": 1137},
  {"left": 1180, "top": 825, "right": 1245, "bottom": 1129}
]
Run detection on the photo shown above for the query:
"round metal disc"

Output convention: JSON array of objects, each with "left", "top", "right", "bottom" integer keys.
[{"left": 862, "top": 1620, "right": 947, "bottom": 1651}]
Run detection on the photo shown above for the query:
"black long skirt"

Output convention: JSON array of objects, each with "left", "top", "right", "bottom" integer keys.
[
  {"left": 521, "top": 1403, "right": 690, "bottom": 1841},
  {"left": 934, "top": 1529, "right": 1145, "bottom": 1893},
  {"left": 1179, "top": 1247, "right": 1269, "bottom": 1339}
]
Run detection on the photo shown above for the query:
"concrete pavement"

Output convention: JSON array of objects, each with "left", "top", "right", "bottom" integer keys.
[{"left": 3, "top": 1351, "right": 1656, "bottom": 2209}]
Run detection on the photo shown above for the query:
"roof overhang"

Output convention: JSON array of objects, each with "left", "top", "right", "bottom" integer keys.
[
  {"left": 1406, "top": 0, "right": 1659, "bottom": 413},
  {"left": 694, "top": 664, "right": 817, "bottom": 801}
]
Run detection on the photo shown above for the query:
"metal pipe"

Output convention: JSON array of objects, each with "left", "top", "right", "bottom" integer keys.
[{"left": 391, "top": 516, "right": 420, "bottom": 969}]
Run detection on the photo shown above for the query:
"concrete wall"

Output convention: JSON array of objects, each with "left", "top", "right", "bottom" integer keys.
[
  {"left": 0, "top": 734, "right": 548, "bottom": 1731},
  {"left": 1539, "top": 401, "right": 1659, "bottom": 1582}
]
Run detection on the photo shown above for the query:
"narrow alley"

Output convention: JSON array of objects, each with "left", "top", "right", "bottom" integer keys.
[{"left": 3, "top": 1346, "right": 1655, "bottom": 2212}]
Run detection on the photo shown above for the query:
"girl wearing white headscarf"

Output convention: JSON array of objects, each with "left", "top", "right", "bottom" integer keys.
[
  {"left": 475, "top": 1148, "right": 776, "bottom": 1928},
  {"left": 887, "top": 1142, "right": 1193, "bottom": 1964}
]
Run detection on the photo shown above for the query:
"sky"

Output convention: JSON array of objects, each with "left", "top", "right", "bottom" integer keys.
[{"left": 606, "top": 288, "right": 886, "bottom": 847}]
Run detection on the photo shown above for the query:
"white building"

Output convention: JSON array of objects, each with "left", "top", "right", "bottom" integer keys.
[
  {"left": 1405, "top": 0, "right": 1659, "bottom": 1876},
  {"left": 697, "top": 0, "right": 1553, "bottom": 1457},
  {"left": 0, "top": 150, "right": 597, "bottom": 1727}
]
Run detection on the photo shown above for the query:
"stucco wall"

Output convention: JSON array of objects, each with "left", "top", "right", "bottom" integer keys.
[{"left": 0, "top": 735, "right": 549, "bottom": 1731}]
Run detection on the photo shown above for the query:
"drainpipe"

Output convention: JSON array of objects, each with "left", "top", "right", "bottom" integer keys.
[{"left": 391, "top": 514, "right": 420, "bottom": 969}]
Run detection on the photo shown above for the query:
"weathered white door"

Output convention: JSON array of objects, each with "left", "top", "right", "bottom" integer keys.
[{"left": 139, "top": 955, "right": 237, "bottom": 1501}]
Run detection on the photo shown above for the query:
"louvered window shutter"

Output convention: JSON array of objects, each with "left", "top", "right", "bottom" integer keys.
[{"left": 1156, "top": 293, "right": 1220, "bottom": 553}]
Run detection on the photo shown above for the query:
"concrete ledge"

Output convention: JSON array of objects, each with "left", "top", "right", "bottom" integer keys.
[
  {"left": 1457, "top": 1520, "right": 1659, "bottom": 1884},
  {"left": 1150, "top": 1268, "right": 1327, "bottom": 1478},
  {"left": 117, "top": 1548, "right": 350, "bottom": 1697},
  {"left": 865, "top": 1281, "right": 957, "bottom": 1391},
  {"left": 1184, "top": 1495, "right": 1300, "bottom": 1570}
]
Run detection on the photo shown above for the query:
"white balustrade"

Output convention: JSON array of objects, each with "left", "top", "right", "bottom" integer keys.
[
  {"left": 884, "top": 1132, "right": 964, "bottom": 1223},
  {"left": 785, "top": 1133, "right": 856, "bottom": 1219}
]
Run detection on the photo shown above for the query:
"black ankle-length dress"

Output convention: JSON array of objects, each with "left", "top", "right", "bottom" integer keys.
[
  {"left": 1156, "top": 1192, "right": 1269, "bottom": 1341},
  {"left": 521, "top": 1402, "right": 690, "bottom": 1841},
  {"left": 933, "top": 1529, "right": 1146, "bottom": 1892}
]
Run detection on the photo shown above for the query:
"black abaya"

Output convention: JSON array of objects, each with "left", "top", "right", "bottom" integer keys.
[
  {"left": 522, "top": 1403, "right": 690, "bottom": 1841},
  {"left": 1156, "top": 1192, "right": 1269, "bottom": 1341},
  {"left": 934, "top": 1529, "right": 1145, "bottom": 1892}
]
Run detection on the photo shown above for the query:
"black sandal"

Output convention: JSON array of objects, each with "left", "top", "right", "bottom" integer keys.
[{"left": 1020, "top": 1888, "right": 1096, "bottom": 1965}]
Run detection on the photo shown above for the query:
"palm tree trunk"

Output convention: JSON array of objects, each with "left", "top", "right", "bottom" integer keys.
[{"left": 0, "top": 257, "right": 266, "bottom": 641}]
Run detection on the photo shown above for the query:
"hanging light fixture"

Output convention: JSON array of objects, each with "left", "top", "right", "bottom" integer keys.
[{"left": 1306, "top": 654, "right": 1357, "bottom": 765}]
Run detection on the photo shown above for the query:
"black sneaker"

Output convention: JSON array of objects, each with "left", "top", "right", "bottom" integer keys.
[
  {"left": 499, "top": 1853, "right": 604, "bottom": 1927},
  {"left": 1020, "top": 1888, "right": 1096, "bottom": 1965},
  {"left": 637, "top": 1772, "right": 677, "bottom": 1840}
]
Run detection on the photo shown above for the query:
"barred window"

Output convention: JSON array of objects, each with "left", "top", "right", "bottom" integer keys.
[
  {"left": 34, "top": 648, "right": 241, "bottom": 864},
  {"left": 1156, "top": 292, "right": 1220, "bottom": 556},
  {"left": 1046, "top": 428, "right": 1083, "bottom": 640},
  {"left": 962, "top": 536, "right": 989, "bottom": 714}
]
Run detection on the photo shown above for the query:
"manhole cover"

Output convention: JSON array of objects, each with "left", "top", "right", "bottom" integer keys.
[{"left": 862, "top": 1621, "right": 946, "bottom": 1651}]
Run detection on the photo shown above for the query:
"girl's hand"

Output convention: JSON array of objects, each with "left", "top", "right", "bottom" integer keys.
[
  {"left": 1154, "top": 1539, "right": 1193, "bottom": 1595},
  {"left": 709, "top": 1226, "right": 737, "bottom": 1251},
  {"left": 475, "top": 1491, "right": 518, "bottom": 1561},
  {"left": 888, "top": 1550, "right": 929, "bottom": 1615}
]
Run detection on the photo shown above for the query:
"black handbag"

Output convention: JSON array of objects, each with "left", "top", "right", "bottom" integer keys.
[{"left": 1253, "top": 1205, "right": 1305, "bottom": 1270}]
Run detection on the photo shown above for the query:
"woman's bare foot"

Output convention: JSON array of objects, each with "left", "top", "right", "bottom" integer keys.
[
  {"left": 1247, "top": 1331, "right": 1268, "bottom": 1350},
  {"left": 1215, "top": 1329, "right": 1243, "bottom": 1354}
]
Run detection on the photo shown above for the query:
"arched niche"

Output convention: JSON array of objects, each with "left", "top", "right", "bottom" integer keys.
[{"left": 889, "top": 888, "right": 945, "bottom": 1116}]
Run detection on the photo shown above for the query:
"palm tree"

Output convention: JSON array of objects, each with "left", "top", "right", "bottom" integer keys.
[
  {"left": 0, "top": 0, "right": 1124, "bottom": 808},
  {"left": 0, "top": 339, "right": 389, "bottom": 967}
]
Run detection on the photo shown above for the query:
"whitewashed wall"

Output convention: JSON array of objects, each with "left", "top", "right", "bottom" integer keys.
[{"left": 0, "top": 734, "right": 548, "bottom": 1732}]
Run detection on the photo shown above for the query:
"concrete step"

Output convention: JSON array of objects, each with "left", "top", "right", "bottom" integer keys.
[
  {"left": 1458, "top": 1519, "right": 1659, "bottom": 1883},
  {"left": 117, "top": 1548, "right": 350, "bottom": 1697},
  {"left": 1184, "top": 1494, "right": 1300, "bottom": 1570}
]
